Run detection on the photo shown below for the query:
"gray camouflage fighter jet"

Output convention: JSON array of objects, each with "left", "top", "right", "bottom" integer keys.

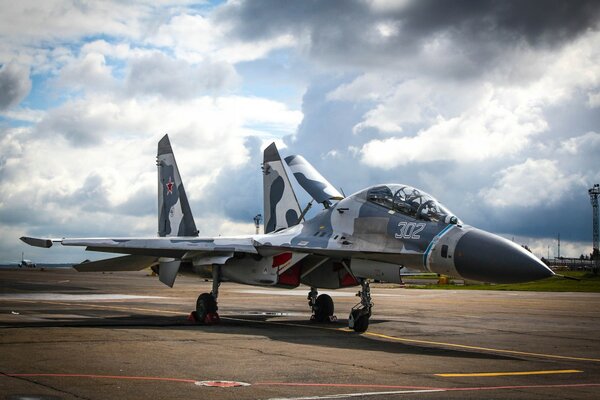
[{"left": 21, "top": 135, "right": 554, "bottom": 332}]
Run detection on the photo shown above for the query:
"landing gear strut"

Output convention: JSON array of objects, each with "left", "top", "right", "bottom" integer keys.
[
  {"left": 349, "top": 279, "right": 372, "bottom": 333},
  {"left": 193, "top": 265, "right": 221, "bottom": 325},
  {"left": 308, "top": 287, "right": 336, "bottom": 323}
]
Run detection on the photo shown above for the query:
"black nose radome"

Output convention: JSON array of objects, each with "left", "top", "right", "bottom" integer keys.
[{"left": 454, "top": 229, "right": 554, "bottom": 284}]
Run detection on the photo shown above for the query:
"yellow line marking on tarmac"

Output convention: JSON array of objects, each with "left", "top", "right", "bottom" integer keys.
[
  {"left": 361, "top": 331, "right": 600, "bottom": 363},
  {"left": 436, "top": 370, "right": 582, "bottom": 377},
  {"left": 11, "top": 299, "right": 600, "bottom": 363}
]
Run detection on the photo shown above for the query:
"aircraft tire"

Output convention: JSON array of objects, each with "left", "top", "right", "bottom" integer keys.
[
  {"left": 196, "top": 293, "right": 217, "bottom": 324},
  {"left": 314, "top": 294, "right": 334, "bottom": 322},
  {"left": 350, "top": 309, "right": 369, "bottom": 333}
]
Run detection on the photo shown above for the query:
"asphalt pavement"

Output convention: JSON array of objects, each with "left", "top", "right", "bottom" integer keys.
[{"left": 1, "top": 269, "right": 599, "bottom": 399}]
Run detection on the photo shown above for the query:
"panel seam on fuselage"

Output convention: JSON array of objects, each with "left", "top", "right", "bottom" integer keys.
[{"left": 423, "top": 224, "right": 454, "bottom": 270}]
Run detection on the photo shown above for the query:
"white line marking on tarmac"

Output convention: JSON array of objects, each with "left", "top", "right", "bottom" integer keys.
[
  {"left": 0, "top": 293, "right": 166, "bottom": 301},
  {"left": 266, "top": 389, "right": 445, "bottom": 399}
]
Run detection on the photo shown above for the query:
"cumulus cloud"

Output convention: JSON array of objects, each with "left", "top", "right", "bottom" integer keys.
[
  {"left": 36, "top": 96, "right": 126, "bottom": 146},
  {"left": 0, "top": 1, "right": 152, "bottom": 43},
  {"left": 146, "top": 13, "right": 296, "bottom": 64},
  {"left": 588, "top": 91, "right": 600, "bottom": 107},
  {"left": 480, "top": 159, "right": 585, "bottom": 208},
  {"left": 55, "top": 52, "right": 116, "bottom": 93},
  {"left": 0, "top": 62, "right": 31, "bottom": 110},
  {"left": 354, "top": 26, "right": 600, "bottom": 166},
  {"left": 35, "top": 92, "right": 302, "bottom": 150},
  {"left": 126, "top": 52, "right": 238, "bottom": 98},
  {"left": 221, "top": 0, "right": 600, "bottom": 74},
  {"left": 359, "top": 85, "right": 548, "bottom": 167},
  {"left": 561, "top": 131, "right": 600, "bottom": 155},
  {"left": 64, "top": 173, "right": 111, "bottom": 212}
]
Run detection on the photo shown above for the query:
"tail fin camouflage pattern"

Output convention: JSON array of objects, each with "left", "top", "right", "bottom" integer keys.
[
  {"left": 157, "top": 134, "right": 198, "bottom": 237},
  {"left": 284, "top": 154, "right": 344, "bottom": 207},
  {"left": 263, "top": 142, "right": 302, "bottom": 234}
]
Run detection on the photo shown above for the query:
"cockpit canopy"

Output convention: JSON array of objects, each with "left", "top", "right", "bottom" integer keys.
[{"left": 365, "top": 184, "right": 459, "bottom": 223}]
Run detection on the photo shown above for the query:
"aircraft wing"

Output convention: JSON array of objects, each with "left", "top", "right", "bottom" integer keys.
[
  {"left": 20, "top": 236, "right": 258, "bottom": 257},
  {"left": 20, "top": 235, "right": 261, "bottom": 288},
  {"left": 21, "top": 231, "right": 422, "bottom": 289},
  {"left": 20, "top": 234, "right": 418, "bottom": 264}
]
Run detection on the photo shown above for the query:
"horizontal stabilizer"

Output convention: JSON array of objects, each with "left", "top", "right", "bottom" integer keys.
[
  {"left": 75, "top": 255, "right": 157, "bottom": 272},
  {"left": 284, "top": 155, "right": 343, "bottom": 204},
  {"left": 20, "top": 236, "right": 53, "bottom": 248}
]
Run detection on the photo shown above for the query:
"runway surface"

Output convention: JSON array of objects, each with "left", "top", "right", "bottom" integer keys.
[{"left": 1, "top": 269, "right": 599, "bottom": 399}]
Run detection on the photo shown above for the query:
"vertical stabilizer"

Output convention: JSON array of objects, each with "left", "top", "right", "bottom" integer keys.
[
  {"left": 285, "top": 155, "right": 343, "bottom": 207},
  {"left": 263, "top": 143, "right": 302, "bottom": 233},
  {"left": 157, "top": 134, "right": 198, "bottom": 237}
]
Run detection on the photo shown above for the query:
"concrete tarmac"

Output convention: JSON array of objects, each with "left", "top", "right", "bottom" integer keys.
[{"left": 1, "top": 269, "right": 599, "bottom": 399}]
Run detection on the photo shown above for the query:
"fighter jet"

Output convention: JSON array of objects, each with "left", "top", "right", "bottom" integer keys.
[{"left": 21, "top": 135, "right": 554, "bottom": 332}]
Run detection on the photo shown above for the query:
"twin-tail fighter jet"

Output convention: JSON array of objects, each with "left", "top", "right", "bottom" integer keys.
[{"left": 21, "top": 135, "right": 554, "bottom": 332}]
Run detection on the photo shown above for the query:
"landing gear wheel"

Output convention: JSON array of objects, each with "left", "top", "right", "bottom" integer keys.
[
  {"left": 196, "top": 293, "right": 219, "bottom": 325},
  {"left": 348, "top": 279, "right": 372, "bottom": 333},
  {"left": 313, "top": 294, "right": 334, "bottom": 323},
  {"left": 349, "top": 309, "right": 369, "bottom": 333}
]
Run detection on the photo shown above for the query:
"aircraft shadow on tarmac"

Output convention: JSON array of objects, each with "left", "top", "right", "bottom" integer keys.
[
  {"left": 3, "top": 310, "right": 519, "bottom": 362},
  {"left": 0, "top": 282, "right": 98, "bottom": 293}
]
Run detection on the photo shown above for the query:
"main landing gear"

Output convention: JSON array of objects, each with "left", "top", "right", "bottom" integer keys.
[
  {"left": 348, "top": 279, "right": 372, "bottom": 333},
  {"left": 308, "top": 287, "right": 336, "bottom": 323},
  {"left": 192, "top": 266, "right": 221, "bottom": 325}
]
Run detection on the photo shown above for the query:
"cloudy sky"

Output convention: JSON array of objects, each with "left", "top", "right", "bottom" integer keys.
[{"left": 1, "top": 0, "right": 599, "bottom": 263}]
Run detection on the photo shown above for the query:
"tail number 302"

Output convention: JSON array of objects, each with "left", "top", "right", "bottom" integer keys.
[{"left": 395, "top": 222, "right": 426, "bottom": 240}]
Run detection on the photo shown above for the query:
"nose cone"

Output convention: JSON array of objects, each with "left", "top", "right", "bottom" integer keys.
[{"left": 454, "top": 229, "right": 554, "bottom": 284}]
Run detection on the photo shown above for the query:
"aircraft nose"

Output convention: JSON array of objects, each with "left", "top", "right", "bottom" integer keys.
[{"left": 454, "top": 228, "right": 554, "bottom": 284}]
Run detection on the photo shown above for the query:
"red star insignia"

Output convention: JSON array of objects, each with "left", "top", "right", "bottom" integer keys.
[{"left": 166, "top": 177, "right": 174, "bottom": 194}]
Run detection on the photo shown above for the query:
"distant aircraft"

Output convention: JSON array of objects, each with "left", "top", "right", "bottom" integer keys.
[
  {"left": 21, "top": 135, "right": 554, "bottom": 332},
  {"left": 18, "top": 259, "right": 36, "bottom": 268},
  {"left": 17, "top": 252, "right": 36, "bottom": 268}
]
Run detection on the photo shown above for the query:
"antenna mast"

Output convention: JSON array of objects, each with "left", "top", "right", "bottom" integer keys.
[{"left": 589, "top": 184, "right": 600, "bottom": 274}]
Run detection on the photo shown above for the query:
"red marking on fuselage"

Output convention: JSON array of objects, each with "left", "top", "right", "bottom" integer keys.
[
  {"left": 277, "top": 263, "right": 302, "bottom": 288},
  {"left": 272, "top": 252, "right": 293, "bottom": 269},
  {"left": 166, "top": 177, "right": 174, "bottom": 194},
  {"left": 340, "top": 271, "right": 359, "bottom": 287}
]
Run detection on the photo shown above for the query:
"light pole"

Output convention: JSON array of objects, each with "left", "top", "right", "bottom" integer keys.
[{"left": 254, "top": 214, "right": 262, "bottom": 235}]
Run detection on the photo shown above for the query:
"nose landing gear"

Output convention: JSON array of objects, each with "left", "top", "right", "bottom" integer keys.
[{"left": 349, "top": 279, "right": 372, "bottom": 333}]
